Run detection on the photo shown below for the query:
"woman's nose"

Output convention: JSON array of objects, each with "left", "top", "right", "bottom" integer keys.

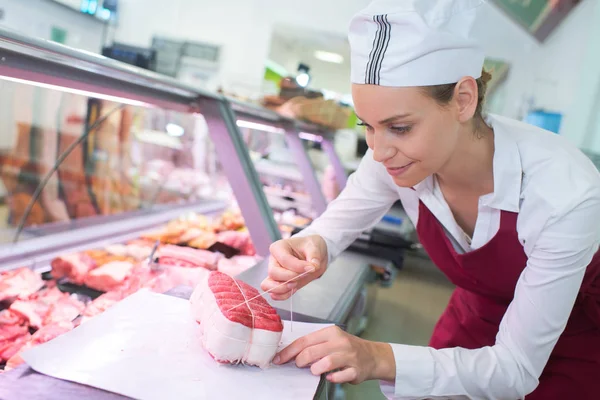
[{"left": 372, "top": 133, "right": 396, "bottom": 163}]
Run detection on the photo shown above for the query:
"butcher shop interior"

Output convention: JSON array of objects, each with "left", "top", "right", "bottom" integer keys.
[{"left": 1, "top": 0, "right": 600, "bottom": 399}]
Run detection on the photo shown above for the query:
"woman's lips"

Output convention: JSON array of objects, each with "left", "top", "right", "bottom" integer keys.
[{"left": 386, "top": 162, "right": 414, "bottom": 177}]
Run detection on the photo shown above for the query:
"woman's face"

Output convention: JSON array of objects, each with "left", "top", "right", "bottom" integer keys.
[{"left": 352, "top": 84, "right": 462, "bottom": 188}]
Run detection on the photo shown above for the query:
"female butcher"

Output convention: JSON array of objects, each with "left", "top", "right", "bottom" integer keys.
[{"left": 261, "top": 0, "right": 600, "bottom": 398}]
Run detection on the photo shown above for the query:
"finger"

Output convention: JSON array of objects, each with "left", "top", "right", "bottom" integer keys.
[
  {"left": 295, "top": 342, "right": 338, "bottom": 368},
  {"left": 261, "top": 278, "right": 296, "bottom": 295},
  {"left": 268, "top": 259, "right": 299, "bottom": 282},
  {"left": 300, "top": 241, "right": 322, "bottom": 271},
  {"left": 310, "top": 352, "right": 348, "bottom": 376},
  {"left": 270, "top": 242, "right": 314, "bottom": 274},
  {"left": 327, "top": 367, "right": 359, "bottom": 384},
  {"left": 274, "top": 326, "right": 341, "bottom": 365},
  {"left": 270, "top": 293, "right": 291, "bottom": 301}
]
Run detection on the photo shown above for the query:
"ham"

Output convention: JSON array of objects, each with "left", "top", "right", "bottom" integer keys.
[
  {"left": 156, "top": 245, "right": 221, "bottom": 270},
  {"left": 84, "top": 261, "right": 134, "bottom": 292},
  {"left": 190, "top": 271, "right": 283, "bottom": 368},
  {"left": 0, "top": 267, "right": 44, "bottom": 302},
  {"left": 51, "top": 253, "right": 97, "bottom": 285}
]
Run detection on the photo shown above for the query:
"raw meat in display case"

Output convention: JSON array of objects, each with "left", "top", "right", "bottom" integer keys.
[
  {"left": 83, "top": 261, "right": 135, "bottom": 292},
  {"left": 155, "top": 244, "right": 222, "bottom": 269},
  {"left": 0, "top": 268, "right": 45, "bottom": 302},
  {"left": 50, "top": 253, "right": 97, "bottom": 285},
  {"left": 190, "top": 271, "right": 283, "bottom": 369}
]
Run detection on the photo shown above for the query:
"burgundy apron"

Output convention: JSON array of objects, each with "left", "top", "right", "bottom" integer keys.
[{"left": 416, "top": 201, "right": 600, "bottom": 399}]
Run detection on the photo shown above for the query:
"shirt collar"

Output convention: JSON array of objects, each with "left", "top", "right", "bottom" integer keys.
[{"left": 412, "top": 114, "right": 523, "bottom": 212}]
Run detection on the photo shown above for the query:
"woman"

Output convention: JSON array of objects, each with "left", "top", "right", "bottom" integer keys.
[{"left": 261, "top": 0, "right": 600, "bottom": 398}]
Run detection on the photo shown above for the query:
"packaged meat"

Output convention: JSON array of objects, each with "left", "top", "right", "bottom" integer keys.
[
  {"left": 51, "top": 253, "right": 97, "bottom": 285},
  {"left": 156, "top": 245, "right": 221, "bottom": 270},
  {"left": 5, "top": 321, "right": 74, "bottom": 370},
  {"left": 0, "top": 267, "right": 45, "bottom": 302},
  {"left": 217, "top": 256, "right": 261, "bottom": 277},
  {"left": 84, "top": 261, "right": 135, "bottom": 292},
  {"left": 190, "top": 271, "right": 283, "bottom": 369}
]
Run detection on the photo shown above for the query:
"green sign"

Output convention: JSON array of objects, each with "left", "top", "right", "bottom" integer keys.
[
  {"left": 50, "top": 26, "right": 68, "bottom": 44},
  {"left": 493, "top": 0, "right": 551, "bottom": 32}
]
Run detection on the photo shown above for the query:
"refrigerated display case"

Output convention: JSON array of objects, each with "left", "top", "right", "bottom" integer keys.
[
  {"left": 0, "top": 27, "right": 390, "bottom": 399},
  {"left": 229, "top": 99, "right": 327, "bottom": 221}
]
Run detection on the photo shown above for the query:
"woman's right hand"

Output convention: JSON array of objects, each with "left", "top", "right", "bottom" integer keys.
[{"left": 260, "top": 235, "right": 328, "bottom": 301}]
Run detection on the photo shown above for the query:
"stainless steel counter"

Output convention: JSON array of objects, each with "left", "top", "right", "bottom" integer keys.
[{"left": 238, "top": 250, "right": 389, "bottom": 325}]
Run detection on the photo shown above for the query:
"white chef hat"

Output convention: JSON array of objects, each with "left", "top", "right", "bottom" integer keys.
[{"left": 349, "top": 0, "right": 486, "bottom": 87}]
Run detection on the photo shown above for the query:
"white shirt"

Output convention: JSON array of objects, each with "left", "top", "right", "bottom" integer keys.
[{"left": 298, "top": 114, "right": 600, "bottom": 399}]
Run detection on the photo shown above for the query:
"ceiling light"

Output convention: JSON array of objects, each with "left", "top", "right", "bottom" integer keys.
[
  {"left": 314, "top": 51, "right": 344, "bottom": 64},
  {"left": 236, "top": 120, "right": 285, "bottom": 134},
  {"left": 166, "top": 123, "right": 185, "bottom": 137},
  {"left": 299, "top": 132, "right": 323, "bottom": 143},
  {"left": 0, "top": 75, "right": 151, "bottom": 108},
  {"left": 296, "top": 72, "right": 310, "bottom": 88}
]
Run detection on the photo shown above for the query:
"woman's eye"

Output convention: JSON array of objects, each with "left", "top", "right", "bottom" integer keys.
[
  {"left": 357, "top": 122, "right": 374, "bottom": 132},
  {"left": 390, "top": 126, "right": 411, "bottom": 134}
]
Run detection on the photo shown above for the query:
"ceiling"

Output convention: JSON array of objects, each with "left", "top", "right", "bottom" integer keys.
[{"left": 271, "top": 24, "right": 350, "bottom": 59}]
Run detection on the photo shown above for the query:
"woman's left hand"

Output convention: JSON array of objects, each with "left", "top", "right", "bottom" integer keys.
[{"left": 273, "top": 326, "right": 396, "bottom": 384}]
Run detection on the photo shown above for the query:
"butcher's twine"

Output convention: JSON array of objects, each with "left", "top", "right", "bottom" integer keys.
[
  {"left": 231, "top": 277, "right": 255, "bottom": 365},
  {"left": 226, "top": 267, "right": 316, "bottom": 313}
]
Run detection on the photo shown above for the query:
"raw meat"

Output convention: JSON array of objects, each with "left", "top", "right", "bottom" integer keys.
[
  {"left": 9, "top": 288, "right": 83, "bottom": 329},
  {"left": 156, "top": 245, "right": 221, "bottom": 270},
  {"left": 217, "top": 256, "right": 261, "bottom": 277},
  {"left": 51, "top": 253, "right": 97, "bottom": 285},
  {"left": 5, "top": 321, "right": 74, "bottom": 370},
  {"left": 81, "top": 291, "right": 125, "bottom": 321},
  {"left": 213, "top": 210, "right": 246, "bottom": 232},
  {"left": 43, "top": 295, "right": 85, "bottom": 326},
  {"left": 0, "top": 332, "right": 31, "bottom": 362},
  {"left": 0, "top": 324, "right": 28, "bottom": 343},
  {"left": 0, "top": 310, "right": 26, "bottom": 326},
  {"left": 0, "top": 267, "right": 44, "bottom": 302},
  {"left": 216, "top": 231, "right": 256, "bottom": 256},
  {"left": 105, "top": 244, "right": 152, "bottom": 260},
  {"left": 147, "top": 266, "right": 208, "bottom": 294},
  {"left": 190, "top": 271, "right": 283, "bottom": 368},
  {"left": 104, "top": 244, "right": 128, "bottom": 257},
  {"left": 185, "top": 231, "right": 217, "bottom": 249},
  {"left": 84, "top": 261, "right": 134, "bottom": 292}
]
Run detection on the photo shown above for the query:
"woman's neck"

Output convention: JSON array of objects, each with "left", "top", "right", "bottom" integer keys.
[{"left": 435, "top": 119, "right": 495, "bottom": 196}]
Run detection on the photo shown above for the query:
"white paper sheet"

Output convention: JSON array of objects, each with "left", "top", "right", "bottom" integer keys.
[{"left": 22, "top": 290, "right": 332, "bottom": 400}]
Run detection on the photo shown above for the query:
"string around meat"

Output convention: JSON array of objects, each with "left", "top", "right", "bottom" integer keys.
[{"left": 226, "top": 267, "right": 316, "bottom": 313}]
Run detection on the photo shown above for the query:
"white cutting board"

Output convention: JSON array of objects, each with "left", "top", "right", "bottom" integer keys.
[{"left": 22, "top": 290, "right": 332, "bottom": 400}]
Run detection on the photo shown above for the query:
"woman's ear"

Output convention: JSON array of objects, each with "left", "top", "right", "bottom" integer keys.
[{"left": 454, "top": 77, "right": 478, "bottom": 123}]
